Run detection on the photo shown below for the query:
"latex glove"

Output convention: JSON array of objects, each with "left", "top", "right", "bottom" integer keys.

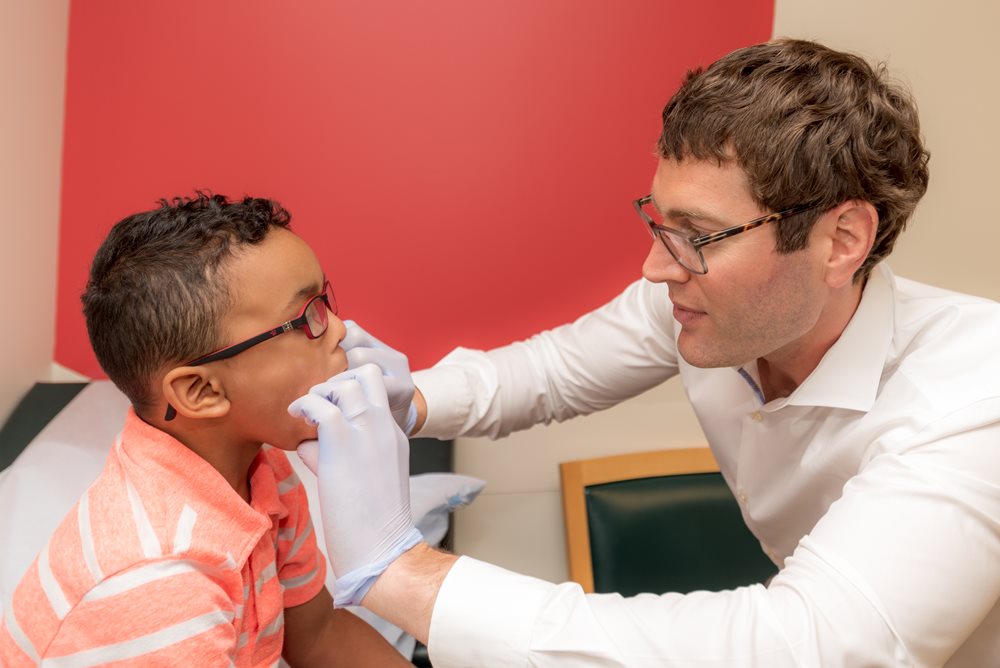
[
  {"left": 289, "top": 363, "right": 423, "bottom": 607},
  {"left": 341, "top": 320, "right": 418, "bottom": 435}
]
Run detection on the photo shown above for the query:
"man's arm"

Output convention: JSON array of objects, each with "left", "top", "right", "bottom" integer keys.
[
  {"left": 344, "top": 278, "right": 680, "bottom": 442},
  {"left": 361, "top": 543, "right": 457, "bottom": 645},
  {"left": 292, "top": 366, "right": 1000, "bottom": 666},
  {"left": 282, "top": 586, "right": 411, "bottom": 667}
]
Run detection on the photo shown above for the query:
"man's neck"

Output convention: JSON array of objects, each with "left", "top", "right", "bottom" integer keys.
[{"left": 756, "top": 280, "right": 865, "bottom": 402}]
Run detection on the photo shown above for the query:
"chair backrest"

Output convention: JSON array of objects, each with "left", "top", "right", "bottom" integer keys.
[{"left": 560, "top": 448, "right": 777, "bottom": 596}]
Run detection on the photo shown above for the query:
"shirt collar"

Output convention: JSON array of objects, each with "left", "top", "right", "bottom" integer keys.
[
  {"left": 782, "top": 263, "right": 895, "bottom": 411},
  {"left": 118, "top": 411, "right": 289, "bottom": 560},
  {"left": 736, "top": 263, "right": 895, "bottom": 412}
]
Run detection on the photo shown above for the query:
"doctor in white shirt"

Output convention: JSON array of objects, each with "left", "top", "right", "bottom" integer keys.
[{"left": 291, "top": 38, "right": 1000, "bottom": 667}]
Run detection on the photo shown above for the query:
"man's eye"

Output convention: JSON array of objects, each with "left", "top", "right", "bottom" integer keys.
[{"left": 676, "top": 218, "right": 705, "bottom": 236}]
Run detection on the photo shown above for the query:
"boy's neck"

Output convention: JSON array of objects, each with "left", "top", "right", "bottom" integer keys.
[
  {"left": 187, "top": 438, "right": 261, "bottom": 504},
  {"left": 145, "top": 413, "right": 261, "bottom": 503}
]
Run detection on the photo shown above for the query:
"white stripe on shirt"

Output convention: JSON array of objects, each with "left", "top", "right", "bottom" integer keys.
[
  {"left": 124, "top": 472, "right": 162, "bottom": 558},
  {"left": 77, "top": 489, "right": 103, "bottom": 582},
  {"left": 38, "top": 542, "right": 71, "bottom": 620},
  {"left": 81, "top": 560, "right": 218, "bottom": 603},
  {"left": 4, "top": 607, "right": 40, "bottom": 664},
  {"left": 172, "top": 504, "right": 198, "bottom": 554},
  {"left": 40, "top": 608, "right": 234, "bottom": 667},
  {"left": 276, "top": 473, "right": 299, "bottom": 496}
]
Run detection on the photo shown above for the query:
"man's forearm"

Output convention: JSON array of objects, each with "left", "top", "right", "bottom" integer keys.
[
  {"left": 411, "top": 387, "right": 428, "bottom": 435},
  {"left": 361, "top": 543, "right": 458, "bottom": 644}
]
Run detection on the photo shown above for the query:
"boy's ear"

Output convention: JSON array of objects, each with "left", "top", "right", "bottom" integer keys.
[
  {"left": 816, "top": 199, "right": 878, "bottom": 289},
  {"left": 162, "top": 366, "right": 231, "bottom": 421}
]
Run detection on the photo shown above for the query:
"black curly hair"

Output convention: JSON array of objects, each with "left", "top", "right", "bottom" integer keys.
[{"left": 82, "top": 192, "right": 292, "bottom": 410}]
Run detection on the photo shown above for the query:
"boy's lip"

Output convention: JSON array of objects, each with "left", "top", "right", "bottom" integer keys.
[{"left": 329, "top": 347, "right": 349, "bottom": 375}]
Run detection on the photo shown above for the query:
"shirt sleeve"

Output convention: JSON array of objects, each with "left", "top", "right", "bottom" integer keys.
[
  {"left": 413, "top": 277, "right": 681, "bottom": 440},
  {"left": 427, "top": 401, "right": 1000, "bottom": 668},
  {"left": 2, "top": 558, "right": 238, "bottom": 666},
  {"left": 274, "top": 463, "right": 326, "bottom": 609}
]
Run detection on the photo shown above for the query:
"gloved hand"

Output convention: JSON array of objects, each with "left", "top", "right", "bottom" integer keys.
[
  {"left": 341, "top": 320, "right": 418, "bottom": 435},
  {"left": 289, "top": 363, "right": 424, "bottom": 607}
]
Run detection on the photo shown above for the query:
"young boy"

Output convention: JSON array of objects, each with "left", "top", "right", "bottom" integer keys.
[{"left": 0, "top": 194, "right": 410, "bottom": 666}]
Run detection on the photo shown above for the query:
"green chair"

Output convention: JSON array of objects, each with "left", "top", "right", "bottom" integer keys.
[{"left": 560, "top": 448, "right": 777, "bottom": 596}]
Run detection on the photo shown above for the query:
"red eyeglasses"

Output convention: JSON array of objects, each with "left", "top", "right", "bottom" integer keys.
[{"left": 164, "top": 280, "right": 336, "bottom": 421}]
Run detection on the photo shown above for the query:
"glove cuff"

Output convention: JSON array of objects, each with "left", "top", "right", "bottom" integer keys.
[
  {"left": 403, "top": 401, "right": 418, "bottom": 437},
  {"left": 332, "top": 528, "right": 424, "bottom": 607}
]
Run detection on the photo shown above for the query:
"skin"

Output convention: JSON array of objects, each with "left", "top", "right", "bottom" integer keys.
[
  {"left": 156, "top": 227, "right": 348, "bottom": 495},
  {"left": 146, "top": 227, "right": 409, "bottom": 666},
  {"left": 394, "top": 157, "right": 880, "bottom": 644},
  {"left": 643, "top": 157, "right": 876, "bottom": 400}
]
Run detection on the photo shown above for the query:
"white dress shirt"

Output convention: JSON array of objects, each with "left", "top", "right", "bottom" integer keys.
[{"left": 412, "top": 264, "right": 1000, "bottom": 668}]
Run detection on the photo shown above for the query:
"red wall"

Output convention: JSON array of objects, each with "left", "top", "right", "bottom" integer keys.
[{"left": 56, "top": 1, "right": 773, "bottom": 375}]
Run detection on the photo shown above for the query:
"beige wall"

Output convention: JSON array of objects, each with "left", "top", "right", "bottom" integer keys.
[
  {"left": 0, "top": 0, "right": 71, "bottom": 426},
  {"left": 773, "top": 0, "right": 1000, "bottom": 302},
  {"left": 453, "top": 0, "right": 1000, "bottom": 582}
]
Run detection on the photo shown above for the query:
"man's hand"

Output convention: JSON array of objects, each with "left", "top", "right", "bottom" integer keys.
[
  {"left": 289, "top": 364, "right": 424, "bottom": 607},
  {"left": 341, "top": 321, "right": 418, "bottom": 435}
]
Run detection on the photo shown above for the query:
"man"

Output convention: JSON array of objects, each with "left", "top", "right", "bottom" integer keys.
[{"left": 292, "top": 39, "right": 1000, "bottom": 666}]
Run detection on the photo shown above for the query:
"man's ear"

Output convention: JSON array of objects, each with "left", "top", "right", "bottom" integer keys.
[
  {"left": 162, "top": 366, "right": 231, "bottom": 421},
  {"left": 816, "top": 200, "right": 878, "bottom": 289}
]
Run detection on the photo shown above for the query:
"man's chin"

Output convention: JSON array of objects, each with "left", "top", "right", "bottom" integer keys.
[{"left": 677, "top": 338, "right": 746, "bottom": 370}]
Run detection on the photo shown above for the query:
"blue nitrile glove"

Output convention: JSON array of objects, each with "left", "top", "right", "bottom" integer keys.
[
  {"left": 340, "top": 320, "right": 418, "bottom": 435},
  {"left": 289, "top": 364, "right": 423, "bottom": 607}
]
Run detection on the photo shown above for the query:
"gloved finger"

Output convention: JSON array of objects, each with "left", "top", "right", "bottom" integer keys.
[
  {"left": 288, "top": 392, "right": 345, "bottom": 426},
  {"left": 297, "top": 440, "right": 320, "bottom": 475},
  {"left": 351, "top": 362, "right": 392, "bottom": 411},
  {"left": 341, "top": 320, "right": 387, "bottom": 351},
  {"left": 346, "top": 346, "right": 386, "bottom": 372},
  {"left": 307, "top": 366, "right": 365, "bottom": 398},
  {"left": 318, "top": 373, "right": 379, "bottom": 420}
]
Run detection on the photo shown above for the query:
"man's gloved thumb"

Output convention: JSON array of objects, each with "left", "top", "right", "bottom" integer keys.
[{"left": 297, "top": 440, "right": 320, "bottom": 475}]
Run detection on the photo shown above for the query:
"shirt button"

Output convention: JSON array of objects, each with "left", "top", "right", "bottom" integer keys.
[
  {"left": 751, "top": 411, "right": 763, "bottom": 422},
  {"left": 738, "top": 490, "right": 747, "bottom": 504}
]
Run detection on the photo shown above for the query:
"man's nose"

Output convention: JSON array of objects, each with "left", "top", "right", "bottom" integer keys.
[{"left": 642, "top": 240, "right": 691, "bottom": 284}]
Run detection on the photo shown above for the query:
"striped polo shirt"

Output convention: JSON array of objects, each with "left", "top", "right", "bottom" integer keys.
[{"left": 0, "top": 409, "right": 325, "bottom": 666}]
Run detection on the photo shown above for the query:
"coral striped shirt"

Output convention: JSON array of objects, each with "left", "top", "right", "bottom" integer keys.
[{"left": 0, "top": 409, "right": 325, "bottom": 666}]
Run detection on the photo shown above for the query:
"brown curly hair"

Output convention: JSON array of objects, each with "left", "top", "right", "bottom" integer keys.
[{"left": 658, "top": 39, "right": 930, "bottom": 280}]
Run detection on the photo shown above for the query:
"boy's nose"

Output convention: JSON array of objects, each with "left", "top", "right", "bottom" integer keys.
[{"left": 327, "top": 313, "right": 348, "bottom": 350}]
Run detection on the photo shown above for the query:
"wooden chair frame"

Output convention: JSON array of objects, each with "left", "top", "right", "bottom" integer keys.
[{"left": 559, "top": 447, "right": 719, "bottom": 593}]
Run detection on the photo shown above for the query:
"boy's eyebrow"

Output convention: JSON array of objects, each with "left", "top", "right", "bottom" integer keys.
[{"left": 285, "top": 275, "right": 326, "bottom": 312}]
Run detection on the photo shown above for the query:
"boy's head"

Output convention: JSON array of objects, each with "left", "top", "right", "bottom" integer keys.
[{"left": 82, "top": 193, "right": 347, "bottom": 449}]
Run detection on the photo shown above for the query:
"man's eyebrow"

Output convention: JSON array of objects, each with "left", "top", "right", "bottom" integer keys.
[
  {"left": 663, "top": 206, "right": 732, "bottom": 228},
  {"left": 649, "top": 196, "right": 732, "bottom": 228}
]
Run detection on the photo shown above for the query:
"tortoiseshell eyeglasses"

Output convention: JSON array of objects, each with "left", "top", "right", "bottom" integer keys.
[{"left": 633, "top": 195, "right": 817, "bottom": 274}]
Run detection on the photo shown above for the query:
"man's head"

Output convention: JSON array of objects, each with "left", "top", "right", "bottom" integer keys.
[
  {"left": 641, "top": 39, "right": 929, "bottom": 377},
  {"left": 83, "top": 193, "right": 347, "bottom": 449},
  {"left": 658, "top": 38, "right": 929, "bottom": 280}
]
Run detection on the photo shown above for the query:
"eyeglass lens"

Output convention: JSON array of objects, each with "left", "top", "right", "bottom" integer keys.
[
  {"left": 304, "top": 294, "right": 330, "bottom": 338},
  {"left": 639, "top": 200, "right": 704, "bottom": 273}
]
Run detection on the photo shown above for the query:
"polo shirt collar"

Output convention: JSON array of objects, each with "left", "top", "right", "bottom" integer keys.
[{"left": 119, "top": 411, "right": 289, "bottom": 562}]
